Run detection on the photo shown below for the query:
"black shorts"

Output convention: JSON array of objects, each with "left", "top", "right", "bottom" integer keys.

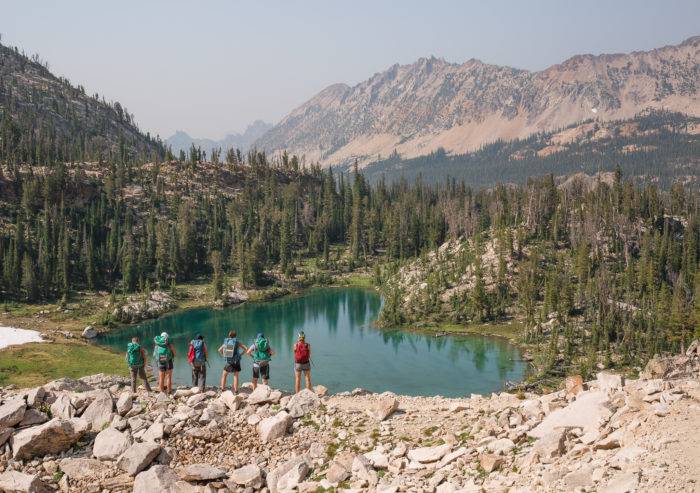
[
  {"left": 224, "top": 361, "right": 241, "bottom": 373},
  {"left": 158, "top": 359, "right": 174, "bottom": 371},
  {"left": 252, "top": 362, "right": 270, "bottom": 380}
]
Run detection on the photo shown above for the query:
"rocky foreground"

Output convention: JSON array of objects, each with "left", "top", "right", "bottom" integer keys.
[{"left": 0, "top": 344, "right": 698, "bottom": 493}]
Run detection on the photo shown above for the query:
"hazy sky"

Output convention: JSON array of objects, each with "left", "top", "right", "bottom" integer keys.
[{"left": 2, "top": 1, "right": 698, "bottom": 140}]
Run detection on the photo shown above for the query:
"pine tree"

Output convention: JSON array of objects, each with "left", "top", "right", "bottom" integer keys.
[
  {"left": 210, "top": 250, "right": 223, "bottom": 300},
  {"left": 350, "top": 161, "right": 364, "bottom": 261}
]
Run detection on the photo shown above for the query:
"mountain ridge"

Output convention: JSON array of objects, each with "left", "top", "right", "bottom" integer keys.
[
  {"left": 0, "top": 42, "right": 164, "bottom": 164},
  {"left": 165, "top": 120, "right": 272, "bottom": 157},
  {"left": 255, "top": 36, "right": 700, "bottom": 167}
]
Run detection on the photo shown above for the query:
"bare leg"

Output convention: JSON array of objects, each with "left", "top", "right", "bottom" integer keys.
[
  {"left": 158, "top": 371, "right": 165, "bottom": 392},
  {"left": 166, "top": 370, "right": 173, "bottom": 394},
  {"left": 233, "top": 372, "right": 239, "bottom": 392},
  {"left": 252, "top": 378, "right": 258, "bottom": 390},
  {"left": 305, "top": 370, "right": 312, "bottom": 390},
  {"left": 220, "top": 370, "right": 228, "bottom": 391},
  {"left": 262, "top": 378, "right": 269, "bottom": 386},
  {"left": 295, "top": 371, "right": 301, "bottom": 393}
]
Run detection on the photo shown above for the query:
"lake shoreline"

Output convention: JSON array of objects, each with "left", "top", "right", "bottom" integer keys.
[{"left": 99, "top": 287, "right": 525, "bottom": 397}]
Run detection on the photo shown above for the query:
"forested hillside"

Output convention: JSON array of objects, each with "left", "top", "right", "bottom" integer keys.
[
  {"left": 0, "top": 42, "right": 165, "bottom": 166},
  {"left": 358, "top": 111, "right": 700, "bottom": 187},
  {"left": 376, "top": 171, "right": 700, "bottom": 381}
]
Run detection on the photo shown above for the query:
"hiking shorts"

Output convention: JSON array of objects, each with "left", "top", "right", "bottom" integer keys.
[
  {"left": 295, "top": 362, "right": 311, "bottom": 372},
  {"left": 252, "top": 362, "right": 270, "bottom": 380},
  {"left": 158, "top": 359, "right": 174, "bottom": 372},
  {"left": 224, "top": 361, "right": 241, "bottom": 373}
]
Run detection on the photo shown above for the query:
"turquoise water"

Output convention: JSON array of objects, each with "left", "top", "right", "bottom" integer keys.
[{"left": 98, "top": 288, "right": 525, "bottom": 397}]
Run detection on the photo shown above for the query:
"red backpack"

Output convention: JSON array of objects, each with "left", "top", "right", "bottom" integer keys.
[{"left": 294, "top": 342, "right": 310, "bottom": 364}]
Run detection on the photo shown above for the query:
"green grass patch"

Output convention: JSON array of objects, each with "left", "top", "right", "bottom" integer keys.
[
  {"left": 0, "top": 342, "right": 128, "bottom": 387},
  {"left": 422, "top": 425, "right": 438, "bottom": 437},
  {"left": 337, "top": 274, "right": 374, "bottom": 288}
]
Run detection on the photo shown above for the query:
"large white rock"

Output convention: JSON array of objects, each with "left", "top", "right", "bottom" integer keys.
[
  {"left": 325, "top": 452, "right": 354, "bottom": 484},
  {"left": 597, "top": 372, "right": 624, "bottom": 393},
  {"left": 93, "top": 427, "right": 131, "bottom": 460},
  {"left": 533, "top": 429, "right": 567, "bottom": 462},
  {"left": 219, "top": 390, "right": 244, "bottom": 411},
  {"left": 133, "top": 465, "right": 181, "bottom": 493},
  {"left": 0, "top": 399, "right": 27, "bottom": 428},
  {"left": 11, "top": 418, "right": 87, "bottom": 460},
  {"left": 0, "top": 470, "right": 48, "bottom": 493},
  {"left": 141, "top": 421, "right": 165, "bottom": 442},
  {"left": 116, "top": 392, "right": 133, "bottom": 416},
  {"left": 600, "top": 471, "right": 639, "bottom": 493},
  {"left": 177, "top": 463, "right": 226, "bottom": 481},
  {"left": 59, "top": 458, "right": 109, "bottom": 481},
  {"left": 437, "top": 447, "right": 468, "bottom": 468},
  {"left": 247, "top": 384, "right": 272, "bottom": 405},
  {"left": 257, "top": 411, "right": 291, "bottom": 443},
  {"left": 81, "top": 389, "right": 114, "bottom": 430},
  {"left": 286, "top": 389, "right": 321, "bottom": 418},
  {"left": 267, "top": 456, "right": 310, "bottom": 493},
  {"left": 364, "top": 449, "right": 390, "bottom": 469},
  {"left": 528, "top": 390, "right": 612, "bottom": 439},
  {"left": 117, "top": 441, "right": 161, "bottom": 476},
  {"left": 23, "top": 387, "right": 45, "bottom": 408},
  {"left": 276, "top": 461, "right": 309, "bottom": 491},
  {"left": 17, "top": 409, "right": 48, "bottom": 427},
  {"left": 228, "top": 464, "right": 263, "bottom": 488},
  {"left": 352, "top": 455, "right": 378, "bottom": 484},
  {"left": 82, "top": 326, "right": 98, "bottom": 339},
  {"left": 487, "top": 438, "right": 515, "bottom": 455},
  {"left": 366, "top": 395, "right": 399, "bottom": 421},
  {"left": 49, "top": 393, "right": 74, "bottom": 419},
  {"left": 407, "top": 444, "right": 452, "bottom": 463}
]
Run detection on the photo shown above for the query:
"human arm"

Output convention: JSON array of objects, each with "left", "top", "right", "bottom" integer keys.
[
  {"left": 170, "top": 344, "right": 177, "bottom": 357},
  {"left": 239, "top": 342, "right": 249, "bottom": 353},
  {"left": 218, "top": 344, "right": 224, "bottom": 355}
]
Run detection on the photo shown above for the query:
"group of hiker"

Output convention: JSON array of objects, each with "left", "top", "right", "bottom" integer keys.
[{"left": 125, "top": 330, "right": 313, "bottom": 395}]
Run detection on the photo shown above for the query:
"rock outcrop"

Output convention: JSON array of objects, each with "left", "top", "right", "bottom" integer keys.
[{"left": 0, "top": 346, "right": 696, "bottom": 491}]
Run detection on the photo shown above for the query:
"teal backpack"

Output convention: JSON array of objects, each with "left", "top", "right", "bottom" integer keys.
[
  {"left": 253, "top": 337, "right": 270, "bottom": 362},
  {"left": 127, "top": 342, "right": 143, "bottom": 367}
]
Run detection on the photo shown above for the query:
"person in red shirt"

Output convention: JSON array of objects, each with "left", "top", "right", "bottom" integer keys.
[{"left": 293, "top": 331, "right": 312, "bottom": 393}]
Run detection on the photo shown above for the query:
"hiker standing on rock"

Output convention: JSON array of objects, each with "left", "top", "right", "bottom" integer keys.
[
  {"left": 293, "top": 331, "right": 312, "bottom": 393},
  {"left": 154, "top": 332, "right": 176, "bottom": 394},
  {"left": 246, "top": 332, "right": 274, "bottom": 389},
  {"left": 188, "top": 334, "right": 208, "bottom": 391},
  {"left": 218, "top": 330, "right": 248, "bottom": 393},
  {"left": 126, "top": 336, "right": 152, "bottom": 392}
]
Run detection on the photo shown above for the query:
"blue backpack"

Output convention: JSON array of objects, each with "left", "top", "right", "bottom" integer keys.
[
  {"left": 191, "top": 339, "right": 206, "bottom": 364},
  {"left": 222, "top": 337, "right": 240, "bottom": 364}
]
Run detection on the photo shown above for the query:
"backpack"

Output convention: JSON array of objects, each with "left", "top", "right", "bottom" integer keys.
[
  {"left": 127, "top": 342, "right": 143, "bottom": 367},
  {"left": 191, "top": 339, "right": 206, "bottom": 364},
  {"left": 294, "top": 342, "right": 310, "bottom": 364},
  {"left": 253, "top": 337, "right": 270, "bottom": 362},
  {"left": 155, "top": 343, "right": 173, "bottom": 365},
  {"left": 223, "top": 337, "right": 240, "bottom": 364}
]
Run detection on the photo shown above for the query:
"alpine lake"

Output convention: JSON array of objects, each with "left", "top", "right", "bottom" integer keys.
[{"left": 98, "top": 287, "right": 526, "bottom": 397}]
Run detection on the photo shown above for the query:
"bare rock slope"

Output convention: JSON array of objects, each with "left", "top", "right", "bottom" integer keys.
[{"left": 256, "top": 36, "right": 700, "bottom": 167}]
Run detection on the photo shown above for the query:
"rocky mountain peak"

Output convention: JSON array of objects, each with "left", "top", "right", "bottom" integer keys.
[{"left": 255, "top": 36, "right": 700, "bottom": 167}]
